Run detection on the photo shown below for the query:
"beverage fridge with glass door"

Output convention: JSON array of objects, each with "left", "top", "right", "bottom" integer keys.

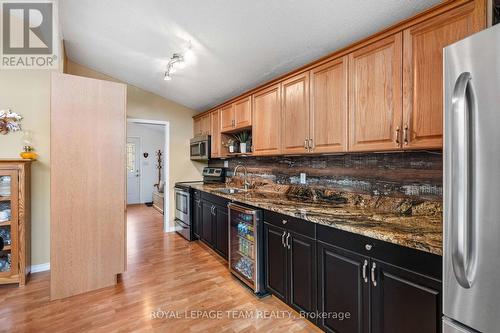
[{"left": 228, "top": 203, "right": 266, "bottom": 296}]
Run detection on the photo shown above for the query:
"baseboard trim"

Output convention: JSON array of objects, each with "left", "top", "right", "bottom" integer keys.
[{"left": 31, "top": 262, "right": 50, "bottom": 273}]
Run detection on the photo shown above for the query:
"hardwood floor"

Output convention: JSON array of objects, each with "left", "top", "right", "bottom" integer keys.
[{"left": 0, "top": 205, "right": 321, "bottom": 332}]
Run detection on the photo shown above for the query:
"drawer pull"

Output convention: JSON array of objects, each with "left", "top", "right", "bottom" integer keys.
[
  {"left": 362, "top": 260, "right": 368, "bottom": 283},
  {"left": 282, "top": 219, "right": 288, "bottom": 225},
  {"left": 365, "top": 244, "right": 372, "bottom": 251}
]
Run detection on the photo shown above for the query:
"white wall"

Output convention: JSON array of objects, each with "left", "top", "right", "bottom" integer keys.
[{"left": 127, "top": 122, "right": 165, "bottom": 203}]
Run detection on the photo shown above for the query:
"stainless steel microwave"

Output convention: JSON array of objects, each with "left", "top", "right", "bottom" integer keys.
[{"left": 190, "top": 135, "right": 210, "bottom": 160}]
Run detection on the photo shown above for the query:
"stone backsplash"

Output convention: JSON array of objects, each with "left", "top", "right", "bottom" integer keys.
[{"left": 209, "top": 151, "right": 443, "bottom": 201}]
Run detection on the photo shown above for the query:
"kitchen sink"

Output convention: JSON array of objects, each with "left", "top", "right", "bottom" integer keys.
[{"left": 214, "top": 188, "right": 247, "bottom": 195}]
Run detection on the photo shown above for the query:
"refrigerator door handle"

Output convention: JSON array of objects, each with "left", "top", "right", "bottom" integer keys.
[{"left": 450, "top": 72, "right": 476, "bottom": 289}]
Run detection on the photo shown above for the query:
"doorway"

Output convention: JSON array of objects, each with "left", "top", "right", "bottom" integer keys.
[
  {"left": 126, "top": 137, "right": 141, "bottom": 204},
  {"left": 127, "top": 119, "right": 170, "bottom": 232}
]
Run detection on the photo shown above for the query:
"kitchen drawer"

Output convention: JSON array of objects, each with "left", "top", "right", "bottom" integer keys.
[
  {"left": 201, "top": 191, "right": 230, "bottom": 208},
  {"left": 263, "top": 210, "right": 315, "bottom": 239},
  {"left": 316, "top": 224, "right": 441, "bottom": 280}
]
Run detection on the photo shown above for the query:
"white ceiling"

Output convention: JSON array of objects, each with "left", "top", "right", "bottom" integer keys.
[{"left": 60, "top": 0, "right": 440, "bottom": 112}]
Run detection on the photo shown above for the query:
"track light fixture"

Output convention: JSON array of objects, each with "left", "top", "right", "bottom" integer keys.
[{"left": 164, "top": 42, "right": 192, "bottom": 82}]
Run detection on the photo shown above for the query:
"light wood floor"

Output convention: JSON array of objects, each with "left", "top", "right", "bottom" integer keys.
[{"left": 0, "top": 205, "right": 321, "bottom": 332}]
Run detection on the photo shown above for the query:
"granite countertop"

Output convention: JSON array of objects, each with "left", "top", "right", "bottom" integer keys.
[{"left": 191, "top": 183, "right": 443, "bottom": 256}]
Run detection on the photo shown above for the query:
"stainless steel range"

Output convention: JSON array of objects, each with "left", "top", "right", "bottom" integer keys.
[
  {"left": 174, "top": 183, "right": 195, "bottom": 240},
  {"left": 174, "top": 167, "right": 226, "bottom": 241}
]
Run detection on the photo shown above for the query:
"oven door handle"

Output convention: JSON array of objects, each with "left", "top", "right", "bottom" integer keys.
[
  {"left": 175, "top": 188, "right": 191, "bottom": 200},
  {"left": 175, "top": 218, "right": 189, "bottom": 229}
]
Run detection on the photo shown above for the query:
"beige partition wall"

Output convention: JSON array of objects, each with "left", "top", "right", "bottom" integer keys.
[{"left": 50, "top": 73, "right": 127, "bottom": 300}]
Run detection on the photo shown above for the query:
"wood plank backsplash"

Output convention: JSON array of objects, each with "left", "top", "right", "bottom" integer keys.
[{"left": 209, "top": 152, "right": 442, "bottom": 200}]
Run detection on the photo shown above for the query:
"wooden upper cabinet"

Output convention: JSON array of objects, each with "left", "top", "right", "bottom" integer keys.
[
  {"left": 220, "top": 97, "right": 252, "bottom": 132},
  {"left": 210, "top": 109, "right": 221, "bottom": 158},
  {"left": 252, "top": 84, "right": 282, "bottom": 155},
  {"left": 234, "top": 96, "right": 252, "bottom": 128},
  {"left": 282, "top": 72, "right": 310, "bottom": 154},
  {"left": 220, "top": 104, "right": 234, "bottom": 132},
  {"left": 402, "top": 1, "right": 485, "bottom": 149},
  {"left": 200, "top": 114, "right": 211, "bottom": 135},
  {"left": 349, "top": 33, "right": 403, "bottom": 152},
  {"left": 310, "top": 56, "right": 348, "bottom": 153},
  {"left": 193, "top": 117, "right": 202, "bottom": 136}
]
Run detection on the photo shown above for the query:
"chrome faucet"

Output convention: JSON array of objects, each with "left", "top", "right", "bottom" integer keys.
[{"left": 233, "top": 164, "right": 250, "bottom": 190}]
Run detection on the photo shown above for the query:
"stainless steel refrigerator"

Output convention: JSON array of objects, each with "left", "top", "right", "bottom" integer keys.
[{"left": 444, "top": 23, "right": 500, "bottom": 333}]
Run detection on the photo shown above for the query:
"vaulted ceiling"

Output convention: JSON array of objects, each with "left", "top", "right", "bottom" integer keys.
[{"left": 60, "top": 0, "right": 440, "bottom": 112}]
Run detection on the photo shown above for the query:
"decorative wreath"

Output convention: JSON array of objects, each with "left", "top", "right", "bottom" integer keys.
[{"left": 0, "top": 109, "right": 22, "bottom": 135}]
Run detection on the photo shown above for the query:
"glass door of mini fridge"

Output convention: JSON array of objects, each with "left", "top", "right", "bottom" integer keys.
[{"left": 228, "top": 203, "right": 264, "bottom": 295}]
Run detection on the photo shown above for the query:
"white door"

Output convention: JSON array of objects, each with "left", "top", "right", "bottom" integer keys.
[{"left": 126, "top": 137, "right": 141, "bottom": 204}]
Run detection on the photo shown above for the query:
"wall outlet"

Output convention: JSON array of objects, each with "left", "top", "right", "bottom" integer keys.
[
  {"left": 224, "top": 160, "right": 229, "bottom": 168},
  {"left": 300, "top": 173, "right": 306, "bottom": 184}
]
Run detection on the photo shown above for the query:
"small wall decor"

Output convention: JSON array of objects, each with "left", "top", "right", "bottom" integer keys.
[
  {"left": 0, "top": 109, "right": 22, "bottom": 135},
  {"left": 143, "top": 152, "right": 149, "bottom": 158}
]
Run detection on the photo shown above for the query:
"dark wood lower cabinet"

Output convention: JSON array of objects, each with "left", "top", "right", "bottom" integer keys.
[
  {"left": 264, "top": 223, "right": 317, "bottom": 317},
  {"left": 201, "top": 201, "right": 214, "bottom": 246},
  {"left": 317, "top": 242, "right": 369, "bottom": 333},
  {"left": 370, "top": 259, "right": 441, "bottom": 333},
  {"left": 289, "top": 231, "right": 316, "bottom": 315},
  {"left": 192, "top": 198, "right": 202, "bottom": 239},
  {"left": 214, "top": 204, "right": 228, "bottom": 259},
  {"left": 199, "top": 196, "right": 229, "bottom": 260},
  {"left": 264, "top": 223, "right": 288, "bottom": 302},
  {"left": 263, "top": 216, "right": 442, "bottom": 333}
]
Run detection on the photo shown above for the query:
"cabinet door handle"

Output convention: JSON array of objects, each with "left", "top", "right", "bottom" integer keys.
[
  {"left": 395, "top": 126, "right": 400, "bottom": 145},
  {"left": 403, "top": 124, "right": 409, "bottom": 145},
  {"left": 285, "top": 232, "right": 291, "bottom": 249},
  {"left": 281, "top": 231, "right": 286, "bottom": 248},
  {"left": 304, "top": 139, "right": 308, "bottom": 150},
  {"left": 362, "top": 260, "right": 368, "bottom": 283},
  {"left": 308, "top": 138, "right": 314, "bottom": 151},
  {"left": 371, "top": 262, "right": 377, "bottom": 287}
]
